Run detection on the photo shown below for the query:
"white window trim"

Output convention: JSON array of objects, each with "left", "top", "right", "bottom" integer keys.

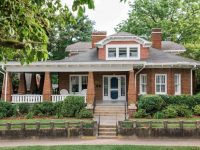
[
  {"left": 106, "top": 44, "right": 140, "bottom": 60},
  {"left": 69, "top": 75, "right": 88, "bottom": 94},
  {"left": 155, "top": 74, "right": 167, "bottom": 95},
  {"left": 139, "top": 74, "right": 147, "bottom": 95},
  {"left": 174, "top": 74, "right": 181, "bottom": 95}
]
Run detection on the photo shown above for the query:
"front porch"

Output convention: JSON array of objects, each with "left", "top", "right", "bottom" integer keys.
[{"left": 1, "top": 71, "right": 137, "bottom": 114}]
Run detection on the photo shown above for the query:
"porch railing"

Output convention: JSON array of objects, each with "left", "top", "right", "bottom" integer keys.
[
  {"left": 11, "top": 95, "right": 43, "bottom": 103},
  {"left": 51, "top": 94, "right": 86, "bottom": 103}
]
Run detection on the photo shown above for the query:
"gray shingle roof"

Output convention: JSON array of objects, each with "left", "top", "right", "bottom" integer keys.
[
  {"left": 60, "top": 47, "right": 197, "bottom": 64},
  {"left": 161, "top": 41, "right": 186, "bottom": 51},
  {"left": 65, "top": 42, "right": 91, "bottom": 52}
]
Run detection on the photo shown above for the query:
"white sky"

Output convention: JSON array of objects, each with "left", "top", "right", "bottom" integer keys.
[{"left": 62, "top": 0, "right": 130, "bottom": 35}]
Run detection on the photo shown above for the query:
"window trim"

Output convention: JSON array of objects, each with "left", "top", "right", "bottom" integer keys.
[
  {"left": 69, "top": 75, "right": 88, "bottom": 94},
  {"left": 139, "top": 74, "right": 147, "bottom": 95},
  {"left": 155, "top": 74, "right": 167, "bottom": 95},
  {"left": 174, "top": 74, "right": 181, "bottom": 95},
  {"left": 106, "top": 44, "right": 140, "bottom": 60}
]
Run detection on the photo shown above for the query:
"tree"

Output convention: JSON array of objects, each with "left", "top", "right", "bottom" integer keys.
[
  {"left": 115, "top": 0, "right": 200, "bottom": 43},
  {"left": 48, "top": 15, "right": 94, "bottom": 60},
  {"left": 0, "top": 0, "right": 94, "bottom": 64}
]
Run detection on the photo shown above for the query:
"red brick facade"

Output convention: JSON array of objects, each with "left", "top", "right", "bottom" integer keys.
[
  {"left": 92, "top": 32, "right": 107, "bottom": 48},
  {"left": 151, "top": 28, "right": 162, "bottom": 49},
  {"left": 43, "top": 72, "right": 52, "bottom": 101},
  {"left": 18, "top": 73, "right": 26, "bottom": 94},
  {"left": 1, "top": 72, "right": 12, "bottom": 102}
]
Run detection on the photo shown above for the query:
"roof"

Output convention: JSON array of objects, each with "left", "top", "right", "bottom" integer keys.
[
  {"left": 65, "top": 42, "right": 91, "bottom": 52},
  {"left": 60, "top": 47, "right": 198, "bottom": 65},
  {"left": 161, "top": 41, "right": 186, "bottom": 51}
]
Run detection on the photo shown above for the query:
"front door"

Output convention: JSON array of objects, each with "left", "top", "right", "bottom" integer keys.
[{"left": 103, "top": 75, "right": 126, "bottom": 101}]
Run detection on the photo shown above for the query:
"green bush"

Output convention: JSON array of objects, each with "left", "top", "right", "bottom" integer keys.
[
  {"left": 138, "top": 95, "right": 166, "bottom": 114},
  {"left": 54, "top": 101, "right": 63, "bottom": 118},
  {"left": 134, "top": 109, "right": 148, "bottom": 118},
  {"left": 61, "top": 96, "right": 85, "bottom": 117},
  {"left": 0, "top": 101, "right": 14, "bottom": 118},
  {"left": 153, "top": 111, "right": 165, "bottom": 119},
  {"left": 77, "top": 109, "right": 93, "bottom": 118},
  {"left": 165, "top": 95, "right": 197, "bottom": 109},
  {"left": 31, "top": 102, "right": 55, "bottom": 116},
  {"left": 26, "top": 112, "right": 34, "bottom": 119},
  {"left": 175, "top": 104, "right": 192, "bottom": 117},
  {"left": 162, "top": 105, "right": 178, "bottom": 118},
  {"left": 193, "top": 105, "right": 200, "bottom": 115},
  {"left": 18, "top": 103, "right": 30, "bottom": 115}
]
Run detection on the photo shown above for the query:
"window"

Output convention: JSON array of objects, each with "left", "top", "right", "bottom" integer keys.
[
  {"left": 155, "top": 74, "right": 167, "bottom": 94},
  {"left": 129, "top": 47, "right": 138, "bottom": 58},
  {"left": 103, "top": 77, "right": 108, "bottom": 96},
  {"left": 121, "top": 76, "right": 126, "bottom": 96},
  {"left": 140, "top": 74, "right": 147, "bottom": 94},
  {"left": 174, "top": 74, "right": 181, "bottom": 95},
  {"left": 70, "top": 75, "right": 88, "bottom": 93},
  {"left": 108, "top": 48, "right": 116, "bottom": 58},
  {"left": 119, "top": 47, "right": 127, "bottom": 58},
  {"left": 106, "top": 44, "right": 140, "bottom": 60}
]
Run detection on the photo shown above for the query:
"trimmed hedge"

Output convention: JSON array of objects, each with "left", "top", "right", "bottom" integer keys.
[{"left": 136, "top": 94, "right": 200, "bottom": 119}]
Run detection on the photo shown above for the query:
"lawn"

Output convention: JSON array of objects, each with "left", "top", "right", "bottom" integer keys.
[
  {"left": 0, "top": 118, "right": 93, "bottom": 130},
  {"left": 1, "top": 145, "right": 200, "bottom": 150}
]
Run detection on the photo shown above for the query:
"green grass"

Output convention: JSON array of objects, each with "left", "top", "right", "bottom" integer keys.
[
  {"left": 0, "top": 118, "right": 93, "bottom": 130},
  {"left": 0, "top": 145, "right": 200, "bottom": 150},
  {"left": 127, "top": 118, "right": 200, "bottom": 128}
]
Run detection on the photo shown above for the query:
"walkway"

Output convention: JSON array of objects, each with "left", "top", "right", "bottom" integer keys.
[{"left": 0, "top": 138, "right": 200, "bottom": 147}]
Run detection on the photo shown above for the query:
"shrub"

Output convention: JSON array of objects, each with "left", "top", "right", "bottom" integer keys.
[
  {"left": 18, "top": 103, "right": 30, "bottom": 115},
  {"left": 153, "top": 111, "right": 165, "bottom": 119},
  {"left": 175, "top": 104, "right": 192, "bottom": 117},
  {"left": 0, "top": 101, "right": 14, "bottom": 118},
  {"left": 26, "top": 112, "right": 34, "bottom": 119},
  {"left": 162, "top": 105, "right": 178, "bottom": 118},
  {"left": 31, "top": 102, "right": 55, "bottom": 116},
  {"left": 138, "top": 95, "right": 166, "bottom": 114},
  {"left": 83, "top": 123, "right": 93, "bottom": 128},
  {"left": 61, "top": 96, "right": 85, "bottom": 117},
  {"left": 54, "top": 101, "right": 63, "bottom": 118},
  {"left": 77, "top": 109, "right": 93, "bottom": 118},
  {"left": 166, "top": 95, "right": 197, "bottom": 109},
  {"left": 134, "top": 109, "right": 148, "bottom": 118},
  {"left": 193, "top": 105, "right": 200, "bottom": 116}
]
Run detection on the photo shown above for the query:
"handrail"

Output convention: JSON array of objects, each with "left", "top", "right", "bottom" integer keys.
[
  {"left": 98, "top": 113, "right": 100, "bottom": 136},
  {"left": 116, "top": 112, "right": 118, "bottom": 136}
]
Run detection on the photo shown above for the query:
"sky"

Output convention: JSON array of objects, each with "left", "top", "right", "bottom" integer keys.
[{"left": 62, "top": 0, "right": 130, "bottom": 35}]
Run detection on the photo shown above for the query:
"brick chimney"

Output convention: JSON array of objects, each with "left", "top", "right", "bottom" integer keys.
[
  {"left": 92, "top": 31, "right": 107, "bottom": 48},
  {"left": 151, "top": 28, "right": 162, "bottom": 49}
]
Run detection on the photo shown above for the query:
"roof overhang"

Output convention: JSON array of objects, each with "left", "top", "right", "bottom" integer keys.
[
  {"left": 1, "top": 61, "right": 200, "bottom": 72},
  {"left": 95, "top": 36, "right": 152, "bottom": 48}
]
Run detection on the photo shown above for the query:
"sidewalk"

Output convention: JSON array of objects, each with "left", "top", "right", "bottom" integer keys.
[{"left": 0, "top": 138, "right": 200, "bottom": 147}]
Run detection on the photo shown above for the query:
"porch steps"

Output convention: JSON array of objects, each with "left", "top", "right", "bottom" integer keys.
[{"left": 98, "top": 125, "right": 117, "bottom": 139}]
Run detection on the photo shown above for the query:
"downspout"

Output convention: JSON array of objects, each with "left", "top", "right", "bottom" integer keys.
[
  {"left": 134, "top": 64, "right": 146, "bottom": 91},
  {"left": 0, "top": 65, "right": 6, "bottom": 101},
  {"left": 191, "top": 64, "right": 197, "bottom": 95}
]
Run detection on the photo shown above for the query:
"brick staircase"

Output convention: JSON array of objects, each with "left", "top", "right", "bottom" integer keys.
[
  {"left": 98, "top": 125, "right": 117, "bottom": 139},
  {"left": 93, "top": 101, "right": 127, "bottom": 138}
]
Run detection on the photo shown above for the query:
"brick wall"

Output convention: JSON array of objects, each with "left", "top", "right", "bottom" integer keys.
[
  {"left": 98, "top": 41, "right": 149, "bottom": 60},
  {"left": 57, "top": 68, "right": 192, "bottom": 102}
]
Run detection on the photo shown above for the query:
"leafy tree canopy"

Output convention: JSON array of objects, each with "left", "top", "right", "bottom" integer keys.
[
  {"left": 0, "top": 0, "right": 94, "bottom": 64},
  {"left": 48, "top": 15, "right": 94, "bottom": 60},
  {"left": 116, "top": 0, "right": 200, "bottom": 43}
]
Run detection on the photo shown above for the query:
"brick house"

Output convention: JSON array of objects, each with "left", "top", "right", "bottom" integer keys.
[{"left": 1, "top": 28, "right": 199, "bottom": 116}]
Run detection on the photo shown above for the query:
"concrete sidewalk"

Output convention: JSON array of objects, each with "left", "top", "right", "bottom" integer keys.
[{"left": 0, "top": 138, "right": 200, "bottom": 148}]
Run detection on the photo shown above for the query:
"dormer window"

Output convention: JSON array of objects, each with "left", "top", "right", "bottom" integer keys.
[{"left": 106, "top": 44, "right": 140, "bottom": 60}]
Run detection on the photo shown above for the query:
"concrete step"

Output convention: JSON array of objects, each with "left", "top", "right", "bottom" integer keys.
[
  {"left": 99, "top": 125, "right": 116, "bottom": 128},
  {"left": 99, "top": 132, "right": 116, "bottom": 136},
  {"left": 98, "top": 135, "right": 118, "bottom": 139},
  {"left": 99, "top": 128, "right": 116, "bottom": 132}
]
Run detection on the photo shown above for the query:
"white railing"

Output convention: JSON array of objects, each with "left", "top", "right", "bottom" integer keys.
[
  {"left": 11, "top": 94, "right": 43, "bottom": 103},
  {"left": 51, "top": 94, "right": 86, "bottom": 103}
]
